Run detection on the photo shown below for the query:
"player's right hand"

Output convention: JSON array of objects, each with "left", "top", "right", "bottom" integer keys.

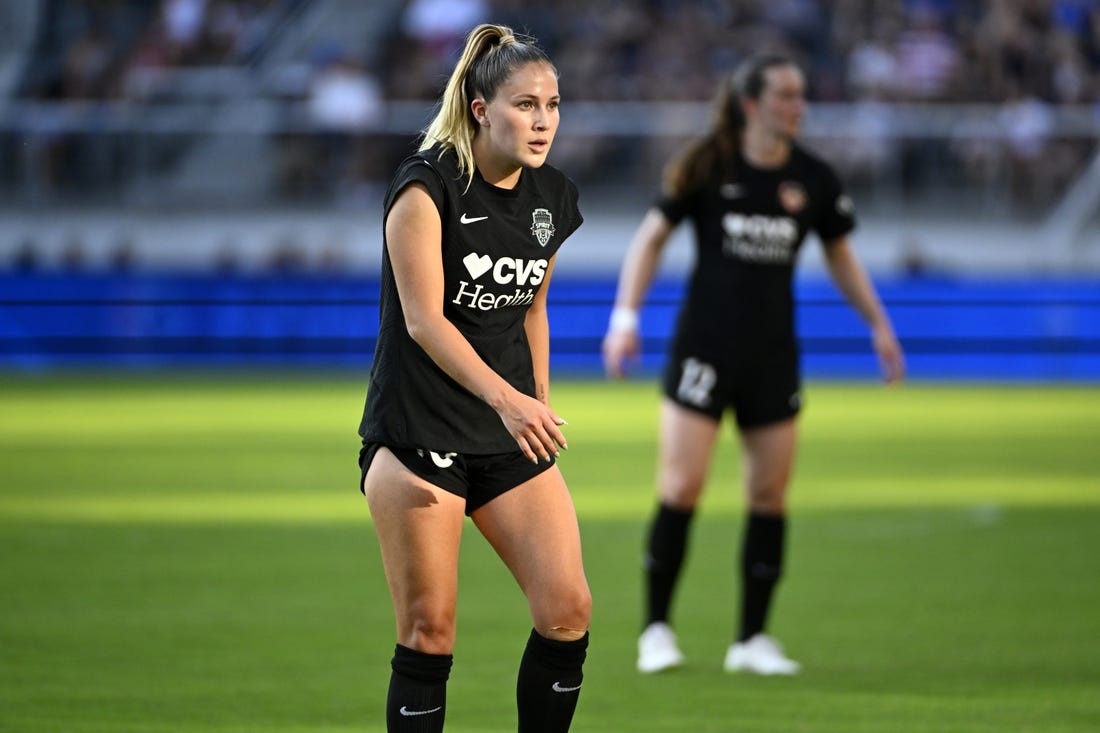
[
  {"left": 496, "top": 391, "right": 568, "bottom": 463},
  {"left": 602, "top": 329, "right": 640, "bottom": 380}
]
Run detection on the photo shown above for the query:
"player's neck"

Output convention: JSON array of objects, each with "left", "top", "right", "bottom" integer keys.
[
  {"left": 475, "top": 161, "right": 522, "bottom": 189},
  {"left": 741, "top": 128, "right": 790, "bottom": 170},
  {"left": 473, "top": 138, "right": 523, "bottom": 189}
]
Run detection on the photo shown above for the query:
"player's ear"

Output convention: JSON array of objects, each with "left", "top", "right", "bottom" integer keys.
[{"left": 471, "top": 98, "right": 490, "bottom": 127}]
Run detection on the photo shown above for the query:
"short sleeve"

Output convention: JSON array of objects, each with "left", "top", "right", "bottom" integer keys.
[
  {"left": 383, "top": 156, "right": 447, "bottom": 220},
  {"left": 814, "top": 163, "right": 856, "bottom": 244},
  {"left": 562, "top": 176, "right": 584, "bottom": 241},
  {"left": 655, "top": 190, "right": 693, "bottom": 226}
]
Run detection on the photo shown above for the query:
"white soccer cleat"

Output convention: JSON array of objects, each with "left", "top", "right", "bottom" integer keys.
[
  {"left": 723, "top": 634, "right": 801, "bottom": 675},
  {"left": 637, "top": 622, "right": 685, "bottom": 673}
]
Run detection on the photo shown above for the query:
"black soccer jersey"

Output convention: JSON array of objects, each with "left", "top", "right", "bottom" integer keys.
[
  {"left": 359, "top": 145, "right": 583, "bottom": 454},
  {"left": 658, "top": 144, "right": 855, "bottom": 361}
]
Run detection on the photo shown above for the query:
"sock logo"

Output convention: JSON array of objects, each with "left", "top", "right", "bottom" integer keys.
[
  {"left": 551, "top": 681, "right": 582, "bottom": 693},
  {"left": 399, "top": 705, "right": 443, "bottom": 717}
]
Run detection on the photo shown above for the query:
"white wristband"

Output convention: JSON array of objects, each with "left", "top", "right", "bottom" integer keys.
[{"left": 608, "top": 307, "right": 639, "bottom": 333}]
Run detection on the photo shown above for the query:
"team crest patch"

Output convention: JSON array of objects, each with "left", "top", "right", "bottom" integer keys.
[
  {"left": 777, "top": 182, "right": 807, "bottom": 214},
  {"left": 530, "top": 208, "right": 555, "bottom": 247}
]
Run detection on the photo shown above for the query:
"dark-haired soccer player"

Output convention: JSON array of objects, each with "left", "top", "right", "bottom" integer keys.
[{"left": 603, "top": 53, "right": 905, "bottom": 676}]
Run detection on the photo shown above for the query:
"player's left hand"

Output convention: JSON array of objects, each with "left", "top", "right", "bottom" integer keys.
[{"left": 872, "top": 324, "right": 905, "bottom": 384}]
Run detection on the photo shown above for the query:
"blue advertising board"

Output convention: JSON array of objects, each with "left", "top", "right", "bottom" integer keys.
[{"left": 2, "top": 272, "right": 1097, "bottom": 380}]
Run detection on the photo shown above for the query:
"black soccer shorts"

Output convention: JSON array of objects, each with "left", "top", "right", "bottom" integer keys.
[
  {"left": 359, "top": 442, "right": 556, "bottom": 514},
  {"left": 660, "top": 348, "right": 802, "bottom": 428}
]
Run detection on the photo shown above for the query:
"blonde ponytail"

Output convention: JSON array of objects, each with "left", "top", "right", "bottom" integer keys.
[{"left": 420, "top": 23, "right": 555, "bottom": 188}]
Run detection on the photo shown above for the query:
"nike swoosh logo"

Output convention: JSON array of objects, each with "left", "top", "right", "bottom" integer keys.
[
  {"left": 460, "top": 213, "right": 488, "bottom": 224},
  {"left": 399, "top": 705, "right": 443, "bottom": 716},
  {"left": 552, "top": 681, "right": 582, "bottom": 693}
]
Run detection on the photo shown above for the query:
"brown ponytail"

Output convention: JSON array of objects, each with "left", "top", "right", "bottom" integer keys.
[{"left": 663, "top": 53, "right": 796, "bottom": 198}]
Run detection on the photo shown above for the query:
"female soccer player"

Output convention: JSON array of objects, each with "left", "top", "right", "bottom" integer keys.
[
  {"left": 358, "top": 23, "right": 590, "bottom": 732},
  {"left": 602, "top": 53, "right": 905, "bottom": 676}
]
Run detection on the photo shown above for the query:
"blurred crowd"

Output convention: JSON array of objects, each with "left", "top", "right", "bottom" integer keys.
[
  {"left": 374, "top": 0, "right": 1100, "bottom": 205},
  {"left": 383, "top": 0, "right": 1100, "bottom": 105},
  {"left": 23, "top": 0, "right": 1100, "bottom": 104},
  {"left": 4, "top": 0, "right": 1100, "bottom": 272},
  {"left": 15, "top": 0, "right": 1100, "bottom": 185},
  {"left": 20, "top": 0, "right": 298, "bottom": 101}
]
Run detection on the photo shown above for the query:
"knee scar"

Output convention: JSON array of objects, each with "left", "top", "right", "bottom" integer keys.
[{"left": 546, "top": 626, "right": 589, "bottom": 642}]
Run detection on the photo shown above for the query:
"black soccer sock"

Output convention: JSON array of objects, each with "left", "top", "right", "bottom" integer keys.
[
  {"left": 644, "top": 502, "right": 695, "bottom": 628},
  {"left": 516, "top": 629, "right": 588, "bottom": 733},
  {"left": 386, "top": 644, "right": 452, "bottom": 732},
  {"left": 738, "top": 511, "right": 787, "bottom": 642}
]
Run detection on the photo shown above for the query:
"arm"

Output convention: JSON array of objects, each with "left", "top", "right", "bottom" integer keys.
[
  {"left": 387, "top": 184, "right": 566, "bottom": 461},
  {"left": 822, "top": 237, "right": 906, "bottom": 384},
  {"left": 601, "top": 207, "right": 675, "bottom": 379},
  {"left": 525, "top": 253, "right": 557, "bottom": 408}
]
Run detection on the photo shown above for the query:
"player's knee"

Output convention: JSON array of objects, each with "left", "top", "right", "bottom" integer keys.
[
  {"left": 544, "top": 625, "right": 589, "bottom": 642},
  {"left": 748, "top": 494, "right": 785, "bottom": 515},
  {"left": 659, "top": 473, "right": 705, "bottom": 508},
  {"left": 572, "top": 587, "right": 593, "bottom": 627},
  {"left": 747, "top": 476, "right": 788, "bottom": 512},
  {"left": 540, "top": 587, "right": 591, "bottom": 638},
  {"left": 405, "top": 628, "right": 455, "bottom": 656},
  {"left": 404, "top": 607, "right": 457, "bottom": 655}
]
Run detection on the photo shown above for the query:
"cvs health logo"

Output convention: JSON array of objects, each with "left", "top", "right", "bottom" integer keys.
[
  {"left": 462, "top": 252, "right": 548, "bottom": 285},
  {"left": 452, "top": 252, "right": 549, "bottom": 311}
]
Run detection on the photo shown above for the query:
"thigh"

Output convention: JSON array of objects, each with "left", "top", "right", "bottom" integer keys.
[
  {"left": 657, "top": 397, "right": 722, "bottom": 508},
  {"left": 470, "top": 465, "right": 591, "bottom": 636},
  {"left": 737, "top": 417, "right": 798, "bottom": 513},
  {"left": 363, "top": 446, "right": 467, "bottom": 651},
  {"left": 465, "top": 449, "right": 557, "bottom": 515}
]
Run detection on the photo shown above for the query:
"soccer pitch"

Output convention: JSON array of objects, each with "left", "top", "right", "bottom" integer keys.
[{"left": 1, "top": 375, "right": 1098, "bottom": 733}]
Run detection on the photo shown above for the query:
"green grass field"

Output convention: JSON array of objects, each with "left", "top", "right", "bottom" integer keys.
[{"left": 2, "top": 375, "right": 1099, "bottom": 732}]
